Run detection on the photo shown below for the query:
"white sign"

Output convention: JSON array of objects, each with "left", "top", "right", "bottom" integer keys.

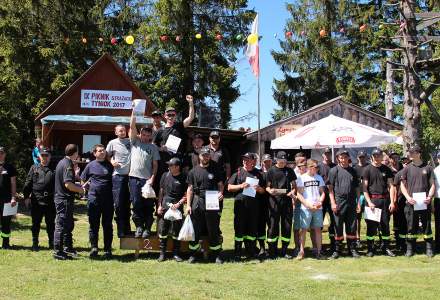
[
  {"left": 165, "top": 135, "right": 182, "bottom": 154},
  {"left": 81, "top": 89, "right": 133, "bottom": 109},
  {"left": 206, "top": 190, "right": 220, "bottom": 210},
  {"left": 132, "top": 99, "right": 146, "bottom": 116},
  {"left": 364, "top": 207, "right": 382, "bottom": 223},
  {"left": 243, "top": 177, "right": 260, "bottom": 198},
  {"left": 3, "top": 203, "right": 18, "bottom": 216},
  {"left": 413, "top": 192, "right": 427, "bottom": 211}
]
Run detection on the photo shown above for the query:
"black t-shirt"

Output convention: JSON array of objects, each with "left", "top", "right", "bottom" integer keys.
[
  {"left": 80, "top": 160, "right": 113, "bottom": 193},
  {"left": 266, "top": 165, "right": 297, "bottom": 197},
  {"left": 0, "top": 163, "right": 17, "bottom": 202},
  {"left": 23, "top": 164, "right": 54, "bottom": 198},
  {"left": 153, "top": 121, "right": 187, "bottom": 155},
  {"left": 393, "top": 168, "right": 405, "bottom": 186},
  {"left": 187, "top": 162, "right": 223, "bottom": 199},
  {"left": 354, "top": 163, "right": 369, "bottom": 185},
  {"left": 318, "top": 161, "right": 336, "bottom": 183},
  {"left": 54, "top": 157, "right": 76, "bottom": 200},
  {"left": 228, "top": 167, "right": 264, "bottom": 200},
  {"left": 184, "top": 150, "right": 200, "bottom": 170},
  {"left": 328, "top": 165, "right": 359, "bottom": 198},
  {"left": 362, "top": 164, "right": 393, "bottom": 195},
  {"left": 400, "top": 162, "right": 435, "bottom": 196},
  {"left": 160, "top": 171, "right": 187, "bottom": 207},
  {"left": 209, "top": 146, "right": 230, "bottom": 178}
]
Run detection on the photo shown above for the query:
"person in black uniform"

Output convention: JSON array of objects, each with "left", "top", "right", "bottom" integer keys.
[
  {"left": 53, "top": 144, "right": 85, "bottom": 260},
  {"left": 157, "top": 157, "right": 187, "bottom": 262},
  {"left": 318, "top": 147, "right": 336, "bottom": 253},
  {"left": 208, "top": 131, "right": 231, "bottom": 182},
  {"left": 353, "top": 150, "right": 368, "bottom": 248},
  {"left": 362, "top": 149, "right": 396, "bottom": 257},
  {"left": 392, "top": 156, "right": 410, "bottom": 252},
  {"left": 81, "top": 144, "right": 114, "bottom": 259},
  {"left": 400, "top": 145, "right": 436, "bottom": 257},
  {"left": 184, "top": 133, "right": 204, "bottom": 172},
  {"left": 265, "top": 151, "right": 297, "bottom": 259},
  {"left": 186, "top": 147, "right": 224, "bottom": 264},
  {"left": 0, "top": 146, "right": 17, "bottom": 249},
  {"left": 257, "top": 154, "right": 272, "bottom": 257},
  {"left": 23, "top": 148, "right": 55, "bottom": 251},
  {"left": 228, "top": 152, "right": 265, "bottom": 260},
  {"left": 327, "top": 149, "right": 361, "bottom": 259}
]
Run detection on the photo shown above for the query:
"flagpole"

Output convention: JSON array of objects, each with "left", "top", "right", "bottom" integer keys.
[{"left": 257, "top": 73, "right": 261, "bottom": 164}]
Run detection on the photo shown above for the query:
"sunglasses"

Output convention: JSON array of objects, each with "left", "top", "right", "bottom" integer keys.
[
  {"left": 210, "top": 136, "right": 220, "bottom": 139},
  {"left": 166, "top": 113, "right": 176, "bottom": 117}
]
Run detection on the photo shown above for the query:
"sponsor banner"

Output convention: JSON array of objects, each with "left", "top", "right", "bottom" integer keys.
[
  {"left": 81, "top": 90, "right": 133, "bottom": 109},
  {"left": 275, "top": 124, "right": 302, "bottom": 138}
]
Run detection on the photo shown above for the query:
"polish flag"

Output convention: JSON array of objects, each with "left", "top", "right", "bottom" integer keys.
[{"left": 245, "top": 14, "right": 259, "bottom": 77}]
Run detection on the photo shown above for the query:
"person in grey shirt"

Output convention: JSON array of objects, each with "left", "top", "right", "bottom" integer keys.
[
  {"left": 106, "top": 124, "right": 131, "bottom": 237},
  {"left": 129, "top": 112, "right": 160, "bottom": 238}
]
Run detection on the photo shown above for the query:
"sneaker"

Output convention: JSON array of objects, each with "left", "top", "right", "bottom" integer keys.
[
  {"left": 188, "top": 255, "right": 197, "bottom": 264},
  {"left": 32, "top": 244, "right": 40, "bottom": 252},
  {"left": 173, "top": 254, "right": 183, "bottom": 262},
  {"left": 296, "top": 252, "right": 304, "bottom": 261},
  {"left": 351, "top": 249, "right": 360, "bottom": 259},
  {"left": 426, "top": 248, "right": 434, "bottom": 258},
  {"left": 366, "top": 251, "right": 374, "bottom": 257},
  {"left": 157, "top": 252, "right": 166, "bottom": 262},
  {"left": 330, "top": 251, "right": 339, "bottom": 259},
  {"left": 355, "top": 240, "right": 362, "bottom": 249},
  {"left": 142, "top": 229, "right": 151, "bottom": 239},
  {"left": 103, "top": 251, "right": 113, "bottom": 259},
  {"left": 89, "top": 247, "right": 99, "bottom": 258},
  {"left": 215, "top": 256, "right": 224, "bottom": 264},
  {"left": 53, "top": 251, "right": 70, "bottom": 260},
  {"left": 134, "top": 227, "right": 143, "bottom": 238},
  {"left": 64, "top": 247, "right": 78, "bottom": 258},
  {"left": 315, "top": 253, "right": 326, "bottom": 260},
  {"left": 384, "top": 248, "right": 396, "bottom": 257}
]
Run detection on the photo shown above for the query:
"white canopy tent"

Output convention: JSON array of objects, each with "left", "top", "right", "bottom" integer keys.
[{"left": 271, "top": 114, "right": 398, "bottom": 150}]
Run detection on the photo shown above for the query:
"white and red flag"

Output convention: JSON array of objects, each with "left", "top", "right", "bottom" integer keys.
[{"left": 245, "top": 14, "right": 259, "bottom": 77}]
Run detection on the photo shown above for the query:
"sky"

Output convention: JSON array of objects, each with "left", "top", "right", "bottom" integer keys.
[{"left": 230, "top": 0, "right": 291, "bottom": 130}]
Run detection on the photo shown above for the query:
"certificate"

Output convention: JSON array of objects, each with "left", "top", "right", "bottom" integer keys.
[
  {"left": 274, "top": 189, "right": 287, "bottom": 195},
  {"left": 205, "top": 190, "right": 220, "bottom": 210},
  {"left": 364, "top": 207, "right": 382, "bottom": 223},
  {"left": 413, "top": 192, "right": 427, "bottom": 211},
  {"left": 165, "top": 135, "right": 181, "bottom": 154},
  {"left": 132, "top": 99, "right": 146, "bottom": 116},
  {"left": 3, "top": 202, "right": 18, "bottom": 216},
  {"left": 243, "top": 177, "right": 259, "bottom": 198}
]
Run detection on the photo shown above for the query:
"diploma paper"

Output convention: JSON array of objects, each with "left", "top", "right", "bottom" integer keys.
[
  {"left": 132, "top": 99, "right": 146, "bottom": 116},
  {"left": 364, "top": 207, "right": 382, "bottom": 223},
  {"left": 165, "top": 135, "right": 181, "bottom": 154},
  {"left": 206, "top": 190, "right": 220, "bottom": 210},
  {"left": 413, "top": 192, "right": 427, "bottom": 211},
  {"left": 274, "top": 189, "right": 287, "bottom": 195},
  {"left": 2, "top": 202, "right": 18, "bottom": 216},
  {"left": 243, "top": 177, "right": 259, "bottom": 198}
]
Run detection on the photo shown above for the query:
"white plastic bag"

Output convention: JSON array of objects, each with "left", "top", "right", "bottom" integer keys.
[
  {"left": 178, "top": 215, "right": 195, "bottom": 241},
  {"left": 141, "top": 182, "right": 156, "bottom": 199},
  {"left": 164, "top": 204, "right": 183, "bottom": 221}
]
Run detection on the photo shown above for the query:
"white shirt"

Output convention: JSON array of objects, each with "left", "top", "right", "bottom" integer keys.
[
  {"left": 434, "top": 165, "right": 440, "bottom": 198},
  {"left": 297, "top": 173, "right": 325, "bottom": 209}
]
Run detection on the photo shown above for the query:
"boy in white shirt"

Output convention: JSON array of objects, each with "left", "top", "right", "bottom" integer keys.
[{"left": 296, "top": 159, "right": 326, "bottom": 259}]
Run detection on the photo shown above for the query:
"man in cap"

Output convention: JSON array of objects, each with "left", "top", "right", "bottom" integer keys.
[
  {"left": 265, "top": 151, "right": 298, "bottom": 259},
  {"left": 156, "top": 157, "right": 187, "bottom": 262},
  {"left": 318, "top": 147, "right": 337, "bottom": 253},
  {"left": 362, "top": 149, "right": 396, "bottom": 257},
  {"left": 353, "top": 150, "right": 369, "bottom": 248},
  {"left": 129, "top": 112, "right": 160, "bottom": 239},
  {"left": 228, "top": 152, "right": 265, "bottom": 260},
  {"left": 327, "top": 149, "right": 361, "bottom": 259},
  {"left": 106, "top": 124, "right": 131, "bottom": 237},
  {"left": 433, "top": 152, "right": 440, "bottom": 253},
  {"left": 151, "top": 110, "right": 163, "bottom": 138},
  {"left": 0, "top": 146, "right": 17, "bottom": 249},
  {"left": 53, "top": 144, "right": 86, "bottom": 259},
  {"left": 208, "top": 130, "right": 231, "bottom": 182},
  {"left": 81, "top": 144, "right": 114, "bottom": 259},
  {"left": 23, "top": 147, "right": 55, "bottom": 251},
  {"left": 257, "top": 154, "right": 272, "bottom": 256},
  {"left": 400, "top": 145, "right": 436, "bottom": 257},
  {"left": 186, "top": 146, "right": 224, "bottom": 264},
  {"left": 184, "top": 133, "right": 204, "bottom": 171}
]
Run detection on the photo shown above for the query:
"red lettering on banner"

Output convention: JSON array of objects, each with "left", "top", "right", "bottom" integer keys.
[
  {"left": 336, "top": 136, "right": 355, "bottom": 144},
  {"left": 91, "top": 93, "right": 110, "bottom": 100}
]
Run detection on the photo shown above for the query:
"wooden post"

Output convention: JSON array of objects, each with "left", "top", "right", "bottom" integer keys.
[{"left": 385, "top": 59, "right": 394, "bottom": 120}]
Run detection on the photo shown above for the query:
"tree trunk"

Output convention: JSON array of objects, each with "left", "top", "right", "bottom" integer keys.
[
  {"left": 385, "top": 59, "right": 394, "bottom": 120},
  {"left": 401, "top": 0, "right": 422, "bottom": 153}
]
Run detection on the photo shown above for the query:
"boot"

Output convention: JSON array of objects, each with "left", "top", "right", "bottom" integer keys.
[
  {"left": 366, "top": 240, "right": 375, "bottom": 257},
  {"left": 213, "top": 250, "right": 223, "bottom": 264},
  {"left": 349, "top": 240, "right": 360, "bottom": 258},
  {"left": 172, "top": 240, "right": 183, "bottom": 262},
  {"left": 32, "top": 237, "right": 40, "bottom": 252},
  {"left": 382, "top": 240, "right": 395, "bottom": 257},
  {"left": 426, "top": 241, "right": 434, "bottom": 258},
  {"left": 258, "top": 239, "right": 266, "bottom": 257},
  {"left": 134, "top": 226, "right": 143, "bottom": 238},
  {"left": 158, "top": 238, "right": 167, "bottom": 262},
  {"left": 246, "top": 240, "right": 257, "bottom": 259},
  {"left": 280, "top": 242, "right": 292, "bottom": 259},
  {"left": 330, "top": 240, "right": 340, "bottom": 259},
  {"left": 48, "top": 237, "right": 54, "bottom": 250},
  {"left": 234, "top": 241, "right": 242, "bottom": 261},
  {"left": 2, "top": 237, "right": 10, "bottom": 249},
  {"left": 89, "top": 247, "right": 99, "bottom": 258},
  {"left": 328, "top": 236, "right": 336, "bottom": 253},
  {"left": 268, "top": 242, "right": 278, "bottom": 259},
  {"left": 405, "top": 240, "right": 415, "bottom": 257}
]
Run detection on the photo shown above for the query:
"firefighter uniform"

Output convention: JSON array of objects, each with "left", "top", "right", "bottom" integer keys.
[
  {"left": 362, "top": 158, "right": 395, "bottom": 256},
  {"left": 393, "top": 167, "right": 408, "bottom": 252},
  {"left": 0, "top": 160, "right": 17, "bottom": 249},
  {"left": 187, "top": 154, "right": 223, "bottom": 263},
  {"left": 228, "top": 157, "right": 264, "bottom": 259},
  {"left": 318, "top": 158, "right": 336, "bottom": 251},
  {"left": 23, "top": 156, "right": 55, "bottom": 250},
  {"left": 81, "top": 159, "right": 114, "bottom": 257}
]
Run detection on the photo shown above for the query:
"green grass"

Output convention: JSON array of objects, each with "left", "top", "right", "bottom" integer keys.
[{"left": 2, "top": 199, "right": 440, "bottom": 299}]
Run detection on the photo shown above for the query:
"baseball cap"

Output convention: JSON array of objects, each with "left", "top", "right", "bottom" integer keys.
[
  {"left": 276, "top": 151, "right": 287, "bottom": 160},
  {"left": 167, "top": 157, "right": 182, "bottom": 166},
  {"left": 242, "top": 152, "right": 256, "bottom": 160},
  {"left": 193, "top": 133, "right": 203, "bottom": 140},
  {"left": 357, "top": 150, "right": 366, "bottom": 157},
  {"left": 0, "top": 146, "right": 5, "bottom": 153},
  {"left": 199, "top": 147, "right": 211, "bottom": 155},
  {"left": 436, "top": 152, "right": 440, "bottom": 158},
  {"left": 151, "top": 110, "right": 162, "bottom": 117},
  {"left": 323, "top": 147, "right": 332, "bottom": 153},
  {"left": 408, "top": 145, "right": 421, "bottom": 153},
  {"left": 165, "top": 107, "right": 176, "bottom": 113},
  {"left": 371, "top": 149, "right": 382, "bottom": 156},
  {"left": 389, "top": 151, "right": 399, "bottom": 157},
  {"left": 209, "top": 131, "right": 220, "bottom": 137},
  {"left": 336, "top": 149, "right": 349, "bottom": 156},
  {"left": 40, "top": 148, "right": 50, "bottom": 155},
  {"left": 262, "top": 154, "right": 272, "bottom": 161}
]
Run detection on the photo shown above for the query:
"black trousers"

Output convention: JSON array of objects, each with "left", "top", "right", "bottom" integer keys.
[
  {"left": 157, "top": 211, "right": 183, "bottom": 240},
  {"left": 189, "top": 196, "right": 222, "bottom": 252},
  {"left": 88, "top": 191, "right": 114, "bottom": 251},
  {"left": 405, "top": 203, "right": 432, "bottom": 242},
  {"left": 333, "top": 196, "right": 357, "bottom": 241},
  {"left": 31, "top": 198, "right": 55, "bottom": 242},
  {"left": 129, "top": 177, "right": 155, "bottom": 228},
  {"left": 435, "top": 198, "right": 440, "bottom": 251},
  {"left": 365, "top": 198, "right": 391, "bottom": 243},
  {"left": 54, "top": 197, "right": 74, "bottom": 251},
  {"left": 267, "top": 196, "right": 293, "bottom": 245},
  {"left": 257, "top": 195, "right": 269, "bottom": 241},
  {"left": 322, "top": 193, "right": 336, "bottom": 239},
  {"left": 112, "top": 174, "right": 131, "bottom": 234},
  {"left": 393, "top": 195, "right": 408, "bottom": 240},
  {"left": 234, "top": 197, "right": 259, "bottom": 242},
  {"left": 0, "top": 201, "right": 12, "bottom": 239}
]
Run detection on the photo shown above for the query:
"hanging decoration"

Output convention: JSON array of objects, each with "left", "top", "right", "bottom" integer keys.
[
  {"left": 359, "top": 24, "right": 367, "bottom": 32},
  {"left": 247, "top": 33, "right": 258, "bottom": 45},
  {"left": 319, "top": 29, "right": 327, "bottom": 37},
  {"left": 236, "top": 34, "right": 243, "bottom": 40},
  {"left": 125, "top": 35, "right": 134, "bottom": 45},
  {"left": 81, "top": 37, "right": 87, "bottom": 44},
  {"left": 111, "top": 37, "right": 118, "bottom": 45},
  {"left": 175, "top": 35, "right": 182, "bottom": 42},
  {"left": 195, "top": 33, "right": 202, "bottom": 39},
  {"left": 160, "top": 35, "right": 168, "bottom": 41},
  {"left": 215, "top": 34, "right": 223, "bottom": 41},
  {"left": 285, "top": 31, "right": 293, "bottom": 38},
  {"left": 98, "top": 37, "right": 104, "bottom": 43}
]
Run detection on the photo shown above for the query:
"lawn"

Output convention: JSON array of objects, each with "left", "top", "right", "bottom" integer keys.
[{"left": 1, "top": 199, "right": 440, "bottom": 300}]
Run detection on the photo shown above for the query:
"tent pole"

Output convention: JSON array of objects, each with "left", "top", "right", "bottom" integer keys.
[{"left": 331, "top": 145, "right": 335, "bottom": 163}]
